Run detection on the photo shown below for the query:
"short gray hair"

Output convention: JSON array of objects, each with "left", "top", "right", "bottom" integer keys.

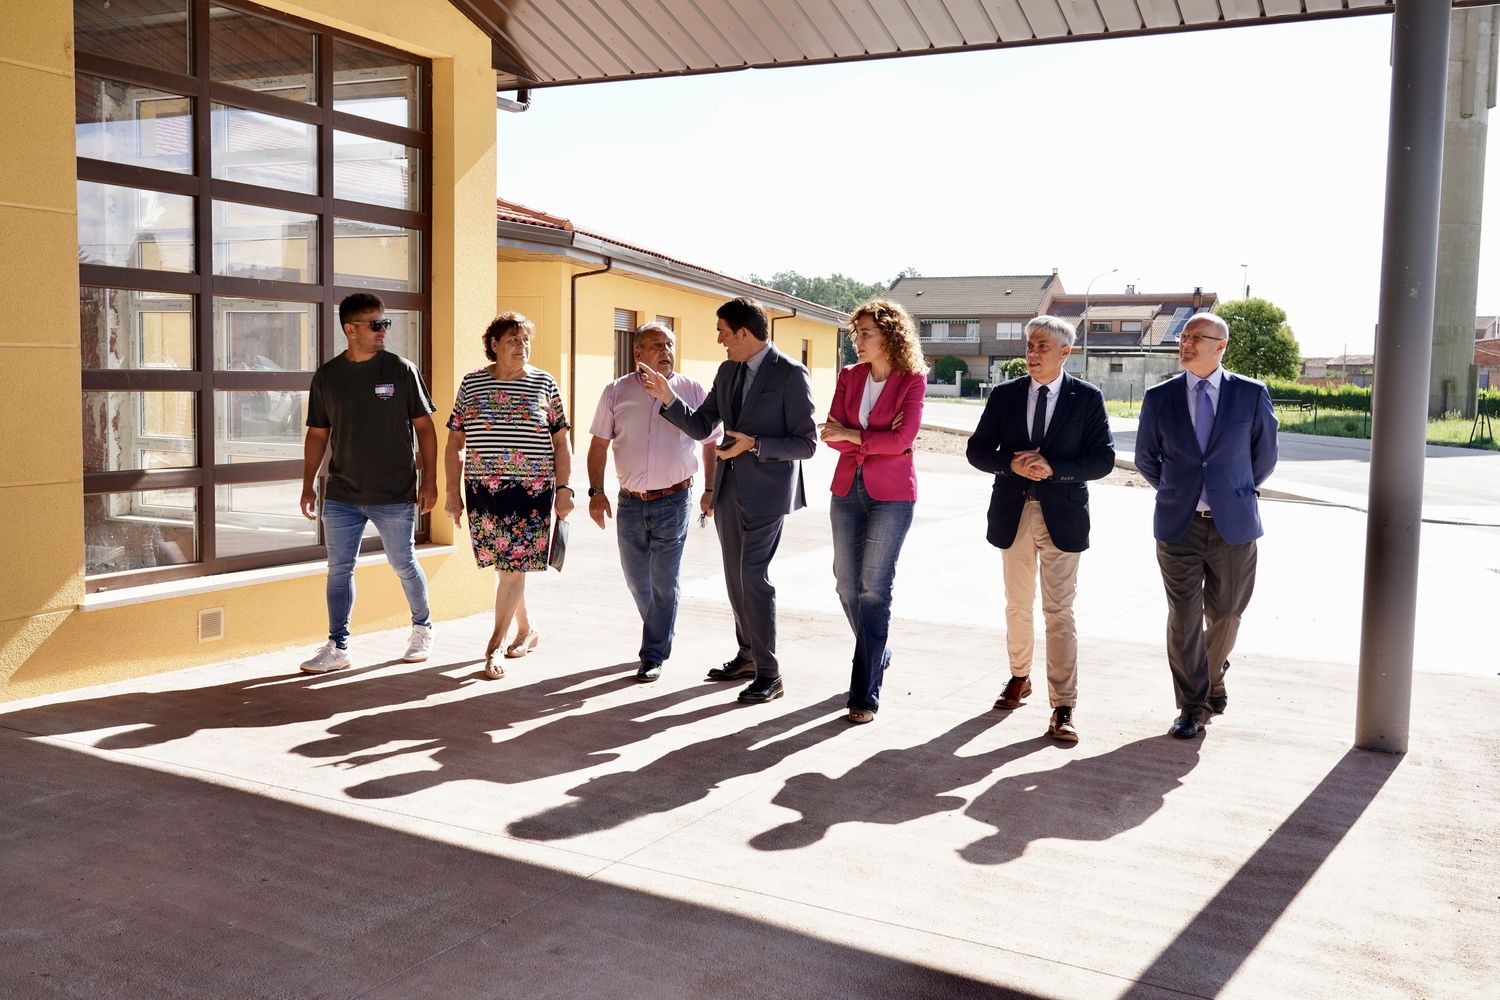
[
  {"left": 1025, "top": 315, "right": 1076, "bottom": 348},
  {"left": 632, "top": 321, "right": 674, "bottom": 348},
  {"left": 1184, "top": 312, "right": 1229, "bottom": 339}
]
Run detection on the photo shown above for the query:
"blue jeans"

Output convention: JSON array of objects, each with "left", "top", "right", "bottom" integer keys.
[
  {"left": 323, "top": 499, "right": 431, "bottom": 647},
  {"left": 830, "top": 471, "right": 915, "bottom": 713},
  {"left": 616, "top": 489, "right": 692, "bottom": 663}
]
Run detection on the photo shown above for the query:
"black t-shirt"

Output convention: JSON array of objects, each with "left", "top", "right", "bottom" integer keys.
[{"left": 306, "top": 351, "right": 435, "bottom": 505}]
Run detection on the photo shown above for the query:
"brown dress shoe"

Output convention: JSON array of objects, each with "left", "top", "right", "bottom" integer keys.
[
  {"left": 1048, "top": 706, "right": 1079, "bottom": 742},
  {"left": 994, "top": 675, "right": 1032, "bottom": 710}
]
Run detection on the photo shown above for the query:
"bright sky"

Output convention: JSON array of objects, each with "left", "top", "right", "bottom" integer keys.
[{"left": 497, "top": 14, "right": 1499, "bottom": 359}]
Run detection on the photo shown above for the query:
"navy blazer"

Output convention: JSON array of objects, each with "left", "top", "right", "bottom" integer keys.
[
  {"left": 966, "top": 373, "right": 1115, "bottom": 553},
  {"left": 1135, "top": 370, "right": 1279, "bottom": 545},
  {"left": 660, "top": 341, "right": 817, "bottom": 517}
]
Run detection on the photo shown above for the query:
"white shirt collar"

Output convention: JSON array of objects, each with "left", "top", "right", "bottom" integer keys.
[
  {"left": 1187, "top": 366, "right": 1225, "bottom": 391},
  {"left": 1030, "top": 371, "right": 1065, "bottom": 395}
]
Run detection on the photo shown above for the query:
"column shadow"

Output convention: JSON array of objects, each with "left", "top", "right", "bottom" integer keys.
[{"left": 1118, "top": 749, "right": 1400, "bottom": 998}]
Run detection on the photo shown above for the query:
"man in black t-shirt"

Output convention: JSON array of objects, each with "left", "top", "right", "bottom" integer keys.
[{"left": 298, "top": 293, "right": 438, "bottom": 673}]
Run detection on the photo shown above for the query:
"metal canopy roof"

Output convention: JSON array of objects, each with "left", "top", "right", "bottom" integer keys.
[{"left": 451, "top": 0, "right": 1491, "bottom": 91}]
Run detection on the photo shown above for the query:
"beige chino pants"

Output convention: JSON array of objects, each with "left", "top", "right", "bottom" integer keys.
[{"left": 1001, "top": 500, "right": 1080, "bottom": 708}]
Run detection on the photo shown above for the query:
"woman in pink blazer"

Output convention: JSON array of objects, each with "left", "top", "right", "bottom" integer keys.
[{"left": 819, "top": 299, "right": 927, "bottom": 724}]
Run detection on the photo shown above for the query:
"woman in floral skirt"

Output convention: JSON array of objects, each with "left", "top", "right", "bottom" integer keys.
[{"left": 444, "top": 312, "right": 575, "bottom": 677}]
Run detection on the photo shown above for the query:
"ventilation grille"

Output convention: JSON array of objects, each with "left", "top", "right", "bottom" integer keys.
[{"left": 198, "top": 607, "right": 225, "bottom": 642}]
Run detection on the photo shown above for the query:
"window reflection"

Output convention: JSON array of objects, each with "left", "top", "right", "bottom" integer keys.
[
  {"left": 76, "top": 74, "right": 193, "bottom": 174},
  {"left": 81, "top": 287, "right": 195, "bottom": 371},
  {"left": 214, "top": 390, "right": 308, "bottom": 464},
  {"left": 210, "top": 105, "right": 318, "bottom": 194},
  {"left": 85, "top": 489, "right": 198, "bottom": 576},
  {"left": 75, "top": 0, "right": 191, "bottom": 75},
  {"left": 334, "top": 218, "right": 420, "bottom": 292},
  {"left": 212, "top": 200, "right": 317, "bottom": 282},
  {"left": 214, "top": 298, "right": 319, "bottom": 371},
  {"left": 82, "top": 391, "right": 196, "bottom": 474},
  {"left": 209, "top": 4, "right": 317, "bottom": 103},
  {"left": 333, "top": 39, "right": 421, "bottom": 128},
  {"left": 215, "top": 480, "right": 316, "bottom": 557},
  {"left": 78, "top": 181, "right": 195, "bottom": 272},
  {"left": 334, "top": 131, "right": 420, "bottom": 210}
]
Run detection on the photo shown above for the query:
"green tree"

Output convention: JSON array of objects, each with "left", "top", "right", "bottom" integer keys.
[
  {"left": 932, "top": 355, "right": 968, "bottom": 382},
  {"left": 1217, "top": 298, "right": 1303, "bottom": 381},
  {"left": 748, "top": 268, "right": 921, "bottom": 365},
  {"left": 996, "top": 357, "right": 1029, "bottom": 381}
]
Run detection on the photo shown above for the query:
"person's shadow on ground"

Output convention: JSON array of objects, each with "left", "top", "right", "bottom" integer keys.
[
  {"left": 749, "top": 713, "right": 1052, "bottom": 851},
  {"left": 0, "top": 658, "right": 480, "bottom": 751},
  {"left": 508, "top": 695, "right": 847, "bottom": 842},
  {"left": 296, "top": 672, "right": 742, "bottom": 799},
  {"left": 958, "top": 735, "right": 1202, "bottom": 865}
]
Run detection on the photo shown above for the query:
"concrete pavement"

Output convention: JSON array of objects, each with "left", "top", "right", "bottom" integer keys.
[{"left": 1, "top": 446, "right": 1496, "bottom": 999}]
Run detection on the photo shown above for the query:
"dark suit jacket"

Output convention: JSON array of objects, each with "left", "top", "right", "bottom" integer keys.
[
  {"left": 660, "top": 342, "right": 817, "bottom": 516},
  {"left": 965, "top": 373, "right": 1115, "bottom": 553},
  {"left": 1135, "top": 370, "right": 1278, "bottom": 546}
]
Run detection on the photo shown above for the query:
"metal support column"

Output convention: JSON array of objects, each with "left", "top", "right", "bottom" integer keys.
[{"left": 1356, "top": 0, "right": 1453, "bottom": 753}]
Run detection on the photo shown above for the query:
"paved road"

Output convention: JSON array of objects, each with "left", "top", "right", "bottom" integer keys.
[{"left": 923, "top": 398, "right": 1500, "bottom": 525}]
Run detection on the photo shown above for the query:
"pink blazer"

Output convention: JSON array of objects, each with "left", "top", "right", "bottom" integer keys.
[{"left": 825, "top": 364, "right": 926, "bottom": 501}]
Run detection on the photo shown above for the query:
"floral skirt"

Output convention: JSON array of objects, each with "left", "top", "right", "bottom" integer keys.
[{"left": 465, "top": 479, "right": 553, "bottom": 572}]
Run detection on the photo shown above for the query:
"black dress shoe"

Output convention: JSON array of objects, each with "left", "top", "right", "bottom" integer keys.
[
  {"left": 1170, "top": 710, "right": 1204, "bottom": 739},
  {"left": 637, "top": 660, "right": 662, "bottom": 683},
  {"left": 737, "top": 675, "right": 784, "bottom": 703},
  {"left": 707, "top": 656, "right": 755, "bottom": 681}
]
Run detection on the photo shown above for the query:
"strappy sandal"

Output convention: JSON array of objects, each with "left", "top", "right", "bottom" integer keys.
[
  {"left": 847, "top": 709, "right": 876, "bottom": 725},
  {"left": 482, "top": 648, "right": 506, "bottom": 680},
  {"left": 505, "top": 629, "right": 539, "bottom": 659}
]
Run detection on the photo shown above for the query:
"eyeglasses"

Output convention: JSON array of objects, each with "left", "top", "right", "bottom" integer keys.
[
  {"left": 352, "top": 319, "right": 392, "bottom": 332},
  {"left": 1180, "top": 333, "right": 1223, "bottom": 345}
]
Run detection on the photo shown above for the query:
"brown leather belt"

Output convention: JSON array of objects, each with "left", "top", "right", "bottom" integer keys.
[{"left": 619, "top": 477, "right": 692, "bottom": 502}]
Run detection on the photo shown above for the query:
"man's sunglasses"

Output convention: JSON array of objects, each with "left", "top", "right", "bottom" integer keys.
[{"left": 352, "top": 319, "right": 393, "bottom": 332}]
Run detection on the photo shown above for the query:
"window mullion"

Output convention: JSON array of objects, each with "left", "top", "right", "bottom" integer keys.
[{"left": 194, "top": 0, "right": 218, "bottom": 569}]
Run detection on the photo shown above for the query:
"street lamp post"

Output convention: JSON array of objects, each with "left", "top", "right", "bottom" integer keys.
[
  {"left": 1081, "top": 267, "right": 1118, "bottom": 381},
  {"left": 1241, "top": 263, "right": 1250, "bottom": 300}
]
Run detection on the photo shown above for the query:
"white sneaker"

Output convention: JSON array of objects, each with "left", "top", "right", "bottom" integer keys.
[
  {"left": 300, "top": 641, "right": 351, "bottom": 674},
  {"left": 402, "top": 624, "right": 432, "bottom": 662}
]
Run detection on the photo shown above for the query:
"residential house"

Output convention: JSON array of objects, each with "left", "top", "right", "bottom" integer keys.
[
  {"left": 1301, "top": 355, "right": 1376, "bottom": 387},
  {"left": 882, "top": 274, "right": 1063, "bottom": 384},
  {"left": 1048, "top": 288, "right": 1219, "bottom": 399}
]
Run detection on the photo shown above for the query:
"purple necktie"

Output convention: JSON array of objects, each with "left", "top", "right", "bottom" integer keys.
[{"left": 1194, "top": 380, "right": 1213, "bottom": 453}]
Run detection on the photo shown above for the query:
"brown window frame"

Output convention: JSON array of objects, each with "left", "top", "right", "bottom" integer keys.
[{"left": 77, "top": 0, "right": 433, "bottom": 593}]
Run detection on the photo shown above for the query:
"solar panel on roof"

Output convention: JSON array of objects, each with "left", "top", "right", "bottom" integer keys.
[{"left": 1163, "top": 307, "right": 1194, "bottom": 342}]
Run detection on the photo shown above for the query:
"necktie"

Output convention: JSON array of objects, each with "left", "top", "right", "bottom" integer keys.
[
  {"left": 728, "top": 363, "right": 747, "bottom": 422},
  {"left": 1031, "top": 385, "right": 1049, "bottom": 447},
  {"left": 1194, "top": 380, "right": 1214, "bottom": 453}
]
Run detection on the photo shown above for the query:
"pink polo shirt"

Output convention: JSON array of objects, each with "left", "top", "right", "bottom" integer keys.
[{"left": 588, "top": 371, "right": 716, "bottom": 492}]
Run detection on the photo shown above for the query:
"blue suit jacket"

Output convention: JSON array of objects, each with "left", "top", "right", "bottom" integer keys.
[
  {"left": 1135, "top": 370, "right": 1279, "bottom": 545},
  {"left": 659, "top": 342, "right": 817, "bottom": 516},
  {"left": 966, "top": 373, "right": 1115, "bottom": 553}
]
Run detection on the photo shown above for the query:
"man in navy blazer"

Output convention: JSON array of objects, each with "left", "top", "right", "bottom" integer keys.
[
  {"left": 640, "top": 298, "right": 817, "bottom": 704},
  {"left": 1135, "top": 312, "right": 1278, "bottom": 739},
  {"left": 967, "top": 316, "right": 1115, "bottom": 742}
]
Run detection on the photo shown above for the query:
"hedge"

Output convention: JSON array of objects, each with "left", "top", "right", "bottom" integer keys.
[{"left": 1262, "top": 380, "right": 1500, "bottom": 417}]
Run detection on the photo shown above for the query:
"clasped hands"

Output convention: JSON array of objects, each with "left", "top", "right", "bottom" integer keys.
[{"left": 1010, "top": 448, "right": 1053, "bottom": 481}]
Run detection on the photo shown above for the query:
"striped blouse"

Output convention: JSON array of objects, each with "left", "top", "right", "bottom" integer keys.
[{"left": 446, "top": 366, "right": 570, "bottom": 494}]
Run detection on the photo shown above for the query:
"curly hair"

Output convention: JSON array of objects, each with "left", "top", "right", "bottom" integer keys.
[
  {"left": 483, "top": 312, "right": 535, "bottom": 362},
  {"left": 847, "top": 298, "right": 926, "bottom": 375}
]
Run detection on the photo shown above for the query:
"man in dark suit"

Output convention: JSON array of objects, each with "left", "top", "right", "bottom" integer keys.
[
  {"left": 966, "top": 316, "right": 1115, "bottom": 742},
  {"left": 639, "top": 298, "right": 818, "bottom": 704},
  {"left": 1135, "top": 312, "right": 1278, "bottom": 739}
]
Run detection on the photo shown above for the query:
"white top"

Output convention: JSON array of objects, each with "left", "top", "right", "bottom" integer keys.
[{"left": 859, "top": 371, "right": 887, "bottom": 429}]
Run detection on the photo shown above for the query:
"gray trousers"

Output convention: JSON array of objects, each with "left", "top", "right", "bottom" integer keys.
[
  {"left": 1156, "top": 516, "right": 1258, "bottom": 715},
  {"left": 714, "top": 468, "right": 786, "bottom": 679}
]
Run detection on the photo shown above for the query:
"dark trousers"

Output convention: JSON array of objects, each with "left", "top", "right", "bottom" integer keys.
[
  {"left": 714, "top": 467, "right": 786, "bottom": 680},
  {"left": 1156, "top": 515, "right": 1258, "bottom": 715}
]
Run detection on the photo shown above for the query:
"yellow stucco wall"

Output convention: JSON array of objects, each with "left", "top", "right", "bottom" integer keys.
[
  {"left": 496, "top": 255, "right": 841, "bottom": 437},
  {"left": 0, "top": 1, "right": 499, "bottom": 701}
]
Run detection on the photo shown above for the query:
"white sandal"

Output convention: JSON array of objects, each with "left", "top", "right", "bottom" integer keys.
[{"left": 505, "top": 630, "right": 539, "bottom": 659}]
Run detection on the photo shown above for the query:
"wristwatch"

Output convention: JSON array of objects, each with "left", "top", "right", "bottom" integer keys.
[{"left": 587, "top": 486, "right": 604, "bottom": 498}]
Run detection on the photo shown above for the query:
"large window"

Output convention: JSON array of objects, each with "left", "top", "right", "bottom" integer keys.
[{"left": 75, "top": 0, "right": 431, "bottom": 590}]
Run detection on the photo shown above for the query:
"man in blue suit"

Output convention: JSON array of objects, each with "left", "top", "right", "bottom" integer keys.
[
  {"left": 1135, "top": 312, "right": 1278, "bottom": 738},
  {"left": 967, "top": 316, "right": 1115, "bottom": 742},
  {"left": 640, "top": 298, "right": 818, "bottom": 704}
]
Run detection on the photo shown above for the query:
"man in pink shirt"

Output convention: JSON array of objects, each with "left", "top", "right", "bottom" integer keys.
[{"left": 587, "top": 323, "right": 717, "bottom": 682}]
